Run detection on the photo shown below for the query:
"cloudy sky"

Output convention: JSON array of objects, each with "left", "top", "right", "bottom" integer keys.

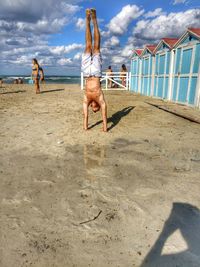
[{"left": 0, "top": 0, "right": 200, "bottom": 75}]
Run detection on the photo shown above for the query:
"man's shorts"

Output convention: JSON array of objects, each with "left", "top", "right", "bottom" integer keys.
[{"left": 81, "top": 53, "right": 102, "bottom": 77}]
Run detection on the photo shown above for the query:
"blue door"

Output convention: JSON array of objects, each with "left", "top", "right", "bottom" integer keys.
[
  {"left": 141, "top": 56, "right": 152, "bottom": 96},
  {"left": 131, "top": 58, "right": 140, "bottom": 92},
  {"left": 154, "top": 51, "right": 170, "bottom": 99},
  {"left": 172, "top": 44, "right": 199, "bottom": 106}
]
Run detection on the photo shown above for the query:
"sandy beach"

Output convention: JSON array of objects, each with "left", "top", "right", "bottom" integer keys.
[{"left": 0, "top": 83, "right": 200, "bottom": 267}]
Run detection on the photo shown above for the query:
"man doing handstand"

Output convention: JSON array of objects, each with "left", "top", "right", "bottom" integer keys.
[{"left": 82, "top": 9, "right": 107, "bottom": 132}]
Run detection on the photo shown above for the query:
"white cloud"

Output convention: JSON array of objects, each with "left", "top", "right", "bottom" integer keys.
[
  {"left": 133, "top": 9, "right": 200, "bottom": 42},
  {"left": 74, "top": 52, "right": 82, "bottom": 60},
  {"left": 0, "top": 0, "right": 81, "bottom": 22},
  {"left": 173, "top": 0, "right": 186, "bottom": 5},
  {"left": 104, "top": 36, "right": 120, "bottom": 47},
  {"left": 50, "top": 44, "right": 83, "bottom": 55},
  {"left": 121, "top": 43, "right": 134, "bottom": 57},
  {"left": 0, "top": 0, "right": 82, "bottom": 37},
  {"left": 76, "top": 18, "right": 85, "bottom": 30},
  {"left": 108, "top": 5, "right": 144, "bottom": 35},
  {"left": 57, "top": 58, "right": 72, "bottom": 66},
  {"left": 144, "top": 8, "right": 166, "bottom": 18},
  {"left": 112, "top": 56, "right": 125, "bottom": 64}
]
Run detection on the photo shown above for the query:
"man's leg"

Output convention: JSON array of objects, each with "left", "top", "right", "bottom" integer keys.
[
  {"left": 91, "top": 9, "right": 100, "bottom": 54},
  {"left": 85, "top": 9, "right": 92, "bottom": 54}
]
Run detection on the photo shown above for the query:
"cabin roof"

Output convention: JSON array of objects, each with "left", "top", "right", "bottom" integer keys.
[
  {"left": 154, "top": 38, "right": 179, "bottom": 53},
  {"left": 131, "top": 27, "right": 200, "bottom": 58},
  {"left": 146, "top": 45, "right": 157, "bottom": 54},
  {"left": 173, "top": 27, "right": 200, "bottom": 48},
  {"left": 162, "top": 38, "right": 179, "bottom": 48},
  {"left": 135, "top": 49, "right": 143, "bottom": 56},
  {"left": 188, "top": 28, "right": 200, "bottom": 38}
]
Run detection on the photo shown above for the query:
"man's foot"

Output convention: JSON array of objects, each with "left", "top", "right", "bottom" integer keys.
[
  {"left": 91, "top": 8, "right": 97, "bottom": 20},
  {"left": 86, "top": 9, "right": 91, "bottom": 20}
]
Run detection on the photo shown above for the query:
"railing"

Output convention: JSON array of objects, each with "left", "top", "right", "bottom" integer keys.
[{"left": 81, "top": 72, "right": 131, "bottom": 91}]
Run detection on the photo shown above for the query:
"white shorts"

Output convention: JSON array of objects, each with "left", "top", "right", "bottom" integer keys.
[{"left": 81, "top": 53, "right": 102, "bottom": 77}]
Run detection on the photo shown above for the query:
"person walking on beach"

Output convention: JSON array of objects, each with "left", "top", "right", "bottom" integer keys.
[
  {"left": 0, "top": 78, "right": 3, "bottom": 88},
  {"left": 82, "top": 8, "right": 107, "bottom": 132},
  {"left": 120, "top": 64, "right": 127, "bottom": 87},
  {"left": 32, "top": 58, "right": 40, "bottom": 94},
  {"left": 106, "top": 66, "right": 113, "bottom": 88}
]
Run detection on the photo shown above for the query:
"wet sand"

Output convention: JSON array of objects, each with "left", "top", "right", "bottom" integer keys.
[{"left": 0, "top": 84, "right": 200, "bottom": 267}]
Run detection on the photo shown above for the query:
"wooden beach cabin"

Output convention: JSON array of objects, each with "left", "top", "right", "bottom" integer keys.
[
  {"left": 170, "top": 28, "right": 200, "bottom": 107},
  {"left": 130, "top": 49, "right": 143, "bottom": 93},
  {"left": 140, "top": 45, "right": 157, "bottom": 96},
  {"left": 153, "top": 38, "right": 178, "bottom": 99}
]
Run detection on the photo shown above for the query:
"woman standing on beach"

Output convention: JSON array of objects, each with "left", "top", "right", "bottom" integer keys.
[
  {"left": 106, "top": 66, "right": 113, "bottom": 88},
  {"left": 0, "top": 78, "right": 3, "bottom": 88},
  {"left": 32, "top": 58, "right": 40, "bottom": 94},
  {"left": 120, "top": 64, "right": 127, "bottom": 87}
]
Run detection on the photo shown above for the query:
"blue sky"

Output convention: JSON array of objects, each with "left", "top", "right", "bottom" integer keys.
[{"left": 0, "top": 0, "right": 199, "bottom": 75}]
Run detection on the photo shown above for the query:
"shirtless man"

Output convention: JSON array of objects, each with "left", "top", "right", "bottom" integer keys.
[{"left": 82, "top": 9, "right": 107, "bottom": 132}]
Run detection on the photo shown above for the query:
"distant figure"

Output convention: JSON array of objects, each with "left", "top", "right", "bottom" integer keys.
[
  {"left": 18, "top": 78, "right": 24, "bottom": 84},
  {"left": 39, "top": 67, "right": 45, "bottom": 83},
  {"left": 120, "top": 64, "right": 127, "bottom": 87},
  {"left": 0, "top": 78, "right": 3, "bottom": 88},
  {"left": 14, "top": 79, "right": 19, "bottom": 84},
  {"left": 32, "top": 58, "right": 40, "bottom": 94},
  {"left": 106, "top": 66, "right": 113, "bottom": 88},
  {"left": 82, "top": 9, "right": 107, "bottom": 132}
]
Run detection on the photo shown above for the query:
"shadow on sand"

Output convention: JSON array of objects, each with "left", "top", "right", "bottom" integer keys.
[
  {"left": 40, "top": 89, "right": 64, "bottom": 94},
  {"left": 140, "top": 202, "right": 200, "bottom": 267},
  {"left": 88, "top": 106, "right": 135, "bottom": 131},
  {"left": 0, "top": 90, "right": 26, "bottom": 95}
]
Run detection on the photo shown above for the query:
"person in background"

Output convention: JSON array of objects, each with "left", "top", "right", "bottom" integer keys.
[
  {"left": 18, "top": 78, "right": 24, "bottom": 84},
  {"left": 39, "top": 67, "right": 45, "bottom": 83},
  {"left": 0, "top": 78, "right": 3, "bottom": 88},
  {"left": 14, "top": 79, "right": 19, "bottom": 84},
  {"left": 32, "top": 58, "right": 40, "bottom": 94},
  {"left": 120, "top": 64, "right": 127, "bottom": 87},
  {"left": 106, "top": 66, "right": 113, "bottom": 88}
]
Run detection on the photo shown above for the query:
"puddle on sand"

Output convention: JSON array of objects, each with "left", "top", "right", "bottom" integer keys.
[{"left": 83, "top": 145, "right": 106, "bottom": 181}]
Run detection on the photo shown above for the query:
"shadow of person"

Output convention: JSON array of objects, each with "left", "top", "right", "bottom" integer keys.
[
  {"left": 140, "top": 202, "right": 200, "bottom": 267},
  {"left": 0, "top": 90, "right": 26, "bottom": 95},
  {"left": 40, "top": 89, "right": 64, "bottom": 94},
  {"left": 88, "top": 106, "right": 135, "bottom": 131}
]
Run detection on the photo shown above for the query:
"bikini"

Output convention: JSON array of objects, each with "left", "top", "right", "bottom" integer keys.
[{"left": 32, "top": 67, "right": 40, "bottom": 79}]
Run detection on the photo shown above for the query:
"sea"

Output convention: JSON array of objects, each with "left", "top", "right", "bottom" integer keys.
[{"left": 0, "top": 75, "right": 81, "bottom": 85}]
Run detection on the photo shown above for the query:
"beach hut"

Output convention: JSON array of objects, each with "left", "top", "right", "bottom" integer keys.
[
  {"left": 140, "top": 45, "right": 157, "bottom": 96},
  {"left": 130, "top": 49, "right": 143, "bottom": 93},
  {"left": 170, "top": 28, "right": 200, "bottom": 107},
  {"left": 153, "top": 38, "right": 178, "bottom": 99}
]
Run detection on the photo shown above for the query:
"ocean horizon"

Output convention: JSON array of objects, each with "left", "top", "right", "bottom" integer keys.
[{"left": 0, "top": 75, "right": 81, "bottom": 84}]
